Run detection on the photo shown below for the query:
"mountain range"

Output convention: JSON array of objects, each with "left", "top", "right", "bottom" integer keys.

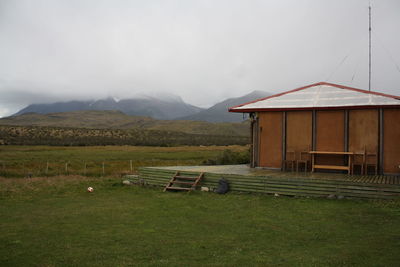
[
  {"left": 13, "top": 91, "right": 270, "bottom": 122},
  {"left": 178, "top": 90, "right": 269, "bottom": 122},
  {"left": 14, "top": 95, "right": 202, "bottom": 121},
  {"left": 0, "top": 110, "right": 250, "bottom": 136}
]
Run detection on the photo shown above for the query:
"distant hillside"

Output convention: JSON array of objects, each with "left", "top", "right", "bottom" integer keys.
[
  {"left": 0, "top": 110, "right": 250, "bottom": 136},
  {"left": 178, "top": 90, "right": 270, "bottom": 122},
  {"left": 0, "top": 125, "right": 249, "bottom": 146},
  {"left": 14, "top": 95, "right": 203, "bottom": 120}
]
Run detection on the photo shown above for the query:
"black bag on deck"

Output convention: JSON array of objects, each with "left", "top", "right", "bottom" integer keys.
[{"left": 215, "top": 178, "right": 229, "bottom": 194}]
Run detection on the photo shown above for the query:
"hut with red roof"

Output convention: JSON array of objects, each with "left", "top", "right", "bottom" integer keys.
[{"left": 229, "top": 82, "right": 400, "bottom": 175}]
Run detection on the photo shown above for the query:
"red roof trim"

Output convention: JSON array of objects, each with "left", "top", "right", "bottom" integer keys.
[
  {"left": 230, "top": 105, "right": 400, "bottom": 113},
  {"left": 228, "top": 82, "right": 400, "bottom": 112}
]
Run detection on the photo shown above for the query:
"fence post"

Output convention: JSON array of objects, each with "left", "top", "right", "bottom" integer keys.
[
  {"left": 130, "top": 160, "right": 133, "bottom": 172},
  {"left": 65, "top": 162, "right": 68, "bottom": 173}
]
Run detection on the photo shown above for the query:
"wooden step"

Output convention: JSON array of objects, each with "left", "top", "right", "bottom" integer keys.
[
  {"left": 164, "top": 171, "right": 204, "bottom": 192},
  {"left": 166, "top": 186, "right": 192, "bottom": 191},
  {"left": 171, "top": 181, "right": 195, "bottom": 185},
  {"left": 175, "top": 176, "right": 198, "bottom": 180}
]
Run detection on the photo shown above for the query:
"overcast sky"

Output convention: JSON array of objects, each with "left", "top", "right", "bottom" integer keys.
[{"left": 0, "top": 0, "right": 399, "bottom": 117}]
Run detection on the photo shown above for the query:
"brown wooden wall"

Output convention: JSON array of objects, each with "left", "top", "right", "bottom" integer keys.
[
  {"left": 316, "top": 110, "right": 345, "bottom": 150},
  {"left": 383, "top": 109, "right": 400, "bottom": 174},
  {"left": 286, "top": 111, "right": 312, "bottom": 153},
  {"left": 254, "top": 107, "right": 399, "bottom": 174},
  {"left": 258, "top": 112, "right": 283, "bottom": 168},
  {"left": 348, "top": 109, "right": 378, "bottom": 153},
  {"left": 315, "top": 110, "right": 345, "bottom": 165}
]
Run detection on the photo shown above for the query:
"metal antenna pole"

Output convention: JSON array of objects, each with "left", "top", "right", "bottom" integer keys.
[{"left": 368, "top": 3, "right": 372, "bottom": 91}]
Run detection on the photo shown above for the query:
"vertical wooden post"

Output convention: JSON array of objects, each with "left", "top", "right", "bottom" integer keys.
[
  {"left": 344, "top": 110, "right": 349, "bottom": 152},
  {"left": 65, "top": 162, "right": 68, "bottom": 173},
  {"left": 130, "top": 160, "right": 133, "bottom": 172},
  {"left": 250, "top": 113, "right": 254, "bottom": 168},
  {"left": 282, "top": 112, "right": 287, "bottom": 170},
  {"left": 312, "top": 110, "right": 316, "bottom": 151}
]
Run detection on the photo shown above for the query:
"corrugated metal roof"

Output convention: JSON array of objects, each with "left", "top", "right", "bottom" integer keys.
[{"left": 229, "top": 82, "right": 400, "bottom": 112}]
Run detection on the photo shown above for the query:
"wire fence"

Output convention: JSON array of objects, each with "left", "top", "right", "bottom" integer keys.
[{"left": 0, "top": 159, "right": 201, "bottom": 178}]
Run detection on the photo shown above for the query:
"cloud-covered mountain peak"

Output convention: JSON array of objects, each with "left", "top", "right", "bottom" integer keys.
[
  {"left": 132, "top": 91, "right": 184, "bottom": 103},
  {"left": 14, "top": 93, "right": 200, "bottom": 120}
]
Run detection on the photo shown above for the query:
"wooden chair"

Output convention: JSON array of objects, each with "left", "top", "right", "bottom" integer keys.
[
  {"left": 283, "top": 151, "right": 296, "bottom": 172},
  {"left": 296, "top": 150, "right": 310, "bottom": 172},
  {"left": 365, "top": 151, "right": 378, "bottom": 175},
  {"left": 351, "top": 148, "right": 366, "bottom": 175}
]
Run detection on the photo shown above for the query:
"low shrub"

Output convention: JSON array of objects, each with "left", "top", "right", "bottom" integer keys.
[{"left": 202, "top": 149, "right": 250, "bottom": 165}]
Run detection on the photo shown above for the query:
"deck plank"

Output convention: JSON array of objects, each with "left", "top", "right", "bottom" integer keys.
[{"left": 139, "top": 166, "right": 400, "bottom": 199}]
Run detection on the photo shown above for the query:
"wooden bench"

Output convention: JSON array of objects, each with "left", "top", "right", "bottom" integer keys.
[{"left": 309, "top": 151, "right": 354, "bottom": 174}]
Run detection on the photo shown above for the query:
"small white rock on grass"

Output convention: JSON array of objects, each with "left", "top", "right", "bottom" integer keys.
[{"left": 122, "top": 180, "right": 133, "bottom": 185}]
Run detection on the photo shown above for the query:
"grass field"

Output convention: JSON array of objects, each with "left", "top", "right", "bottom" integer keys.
[
  {"left": 1, "top": 176, "right": 400, "bottom": 266},
  {"left": 0, "top": 145, "right": 248, "bottom": 177}
]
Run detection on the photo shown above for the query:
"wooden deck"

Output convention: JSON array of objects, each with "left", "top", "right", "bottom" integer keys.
[{"left": 136, "top": 165, "right": 400, "bottom": 199}]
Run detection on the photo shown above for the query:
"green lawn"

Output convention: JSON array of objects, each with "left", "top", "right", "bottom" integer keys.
[{"left": 1, "top": 176, "right": 400, "bottom": 266}]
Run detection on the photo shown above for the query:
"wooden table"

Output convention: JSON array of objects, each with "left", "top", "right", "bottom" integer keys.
[{"left": 309, "top": 151, "right": 354, "bottom": 174}]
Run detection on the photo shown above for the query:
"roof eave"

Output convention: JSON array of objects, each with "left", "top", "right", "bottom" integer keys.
[{"left": 229, "top": 105, "right": 400, "bottom": 113}]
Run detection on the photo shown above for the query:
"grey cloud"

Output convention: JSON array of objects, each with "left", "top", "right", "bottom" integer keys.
[{"left": 0, "top": 0, "right": 399, "bottom": 117}]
